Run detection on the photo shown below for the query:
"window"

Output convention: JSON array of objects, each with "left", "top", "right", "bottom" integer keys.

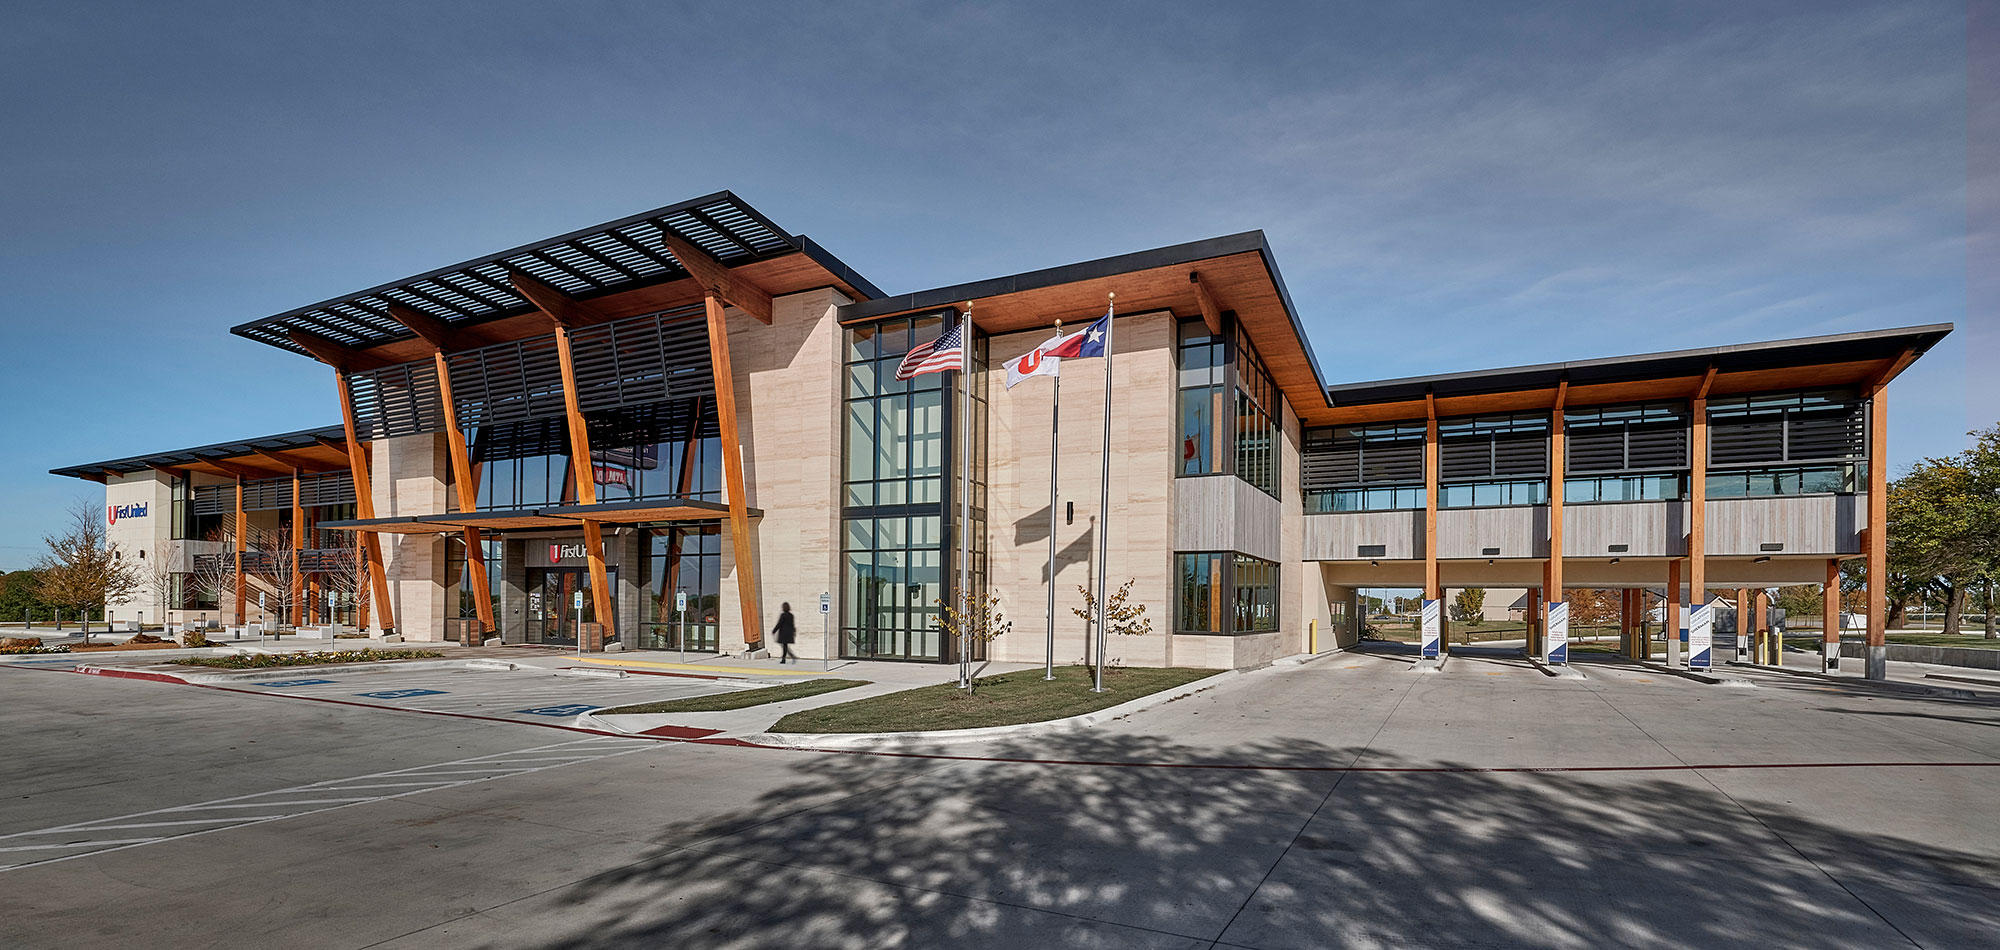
[
  {"left": 1302, "top": 422, "right": 1425, "bottom": 512},
  {"left": 840, "top": 313, "right": 986, "bottom": 662},
  {"left": 1438, "top": 413, "right": 1549, "bottom": 507},
  {"left": 1563, "top": 403, "right": 1688, "bottom": 503},
  {"left": 643, "top": 526, "right": 720, "bottom": 652},
  {"left": 1707, "top": 390, "right": 1866, "bottom": 497},
  {"left": 444, "top": 534, "right": 500, "bottom": 628},
  {"left": 1177, "top": 319, "right": 1281, "bottom": 498},
  {"left": 1175, "top": 551, "right": 1279, "bottom": 634}
]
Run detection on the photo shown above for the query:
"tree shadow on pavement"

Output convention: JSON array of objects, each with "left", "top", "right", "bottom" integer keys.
[{"left": 469, "top": 734, "right": 2000, "bottom": 950}]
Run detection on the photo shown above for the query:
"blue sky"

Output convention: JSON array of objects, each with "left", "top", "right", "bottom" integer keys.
[{"left": 0, "top": 1, "right": 1983, "bottom": 570}]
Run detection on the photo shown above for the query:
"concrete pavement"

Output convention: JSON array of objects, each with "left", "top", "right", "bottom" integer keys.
[{"left": 1, "top": 648, "right": 1996, "bottom": 948}]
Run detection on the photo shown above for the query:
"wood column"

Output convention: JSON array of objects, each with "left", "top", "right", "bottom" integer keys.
[
  {"left": 1689, "top": 375, "right": 1712, "bottom": 615},
  {"left": 1866, "top": 383, "right": 1888, "bottom": 663},
  {"left": 335, "top": 372, "right": 396, "bottom": 633},
  {"left": 1824, "top": 557, "right": 1842, "bottom": 657},
  {"left": 1423, "top": 393, "right": 1440, "bottom": 654},
  {"left": 433, "top": 351, "right": 496, "bottom": 637},
  {"left": 548, "top": 323, "right": 616, "bottom": 637},
  {"left": 1755, "top": 588, "right": 1775, "bottom": 665},
  {"left": 291, "top": 470, "right": 304, "bottom": 627},
  {"left": 1548, "top": 384, "right": 1566, "bottom": 640},
  {"left": 1526, "top": 586, "right": 1541, "bottom": 655},
  {"left": 704, "top": 292, "right": 763, "bottom": 650},
  {"left": 233, "top": 476, "right": 246, "bottom": 624},
  {"left": 1666, "top": 558, "right": 1683, "bottom": 663}
]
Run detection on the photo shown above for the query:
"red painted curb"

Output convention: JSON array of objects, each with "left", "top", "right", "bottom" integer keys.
[{"left": 76, "top": 666, "right": 189, "bottom": 685}]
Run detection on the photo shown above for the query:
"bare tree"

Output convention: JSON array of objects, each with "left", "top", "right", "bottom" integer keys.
[
  {"left": 188, "top": 524, "right": 237, "bottom": 631},
  {"left": 35, "top": 500, "right": 139, "bottom": 644},
  {"left": 244, "top": 525, "right": 300, "bottom": 633},
  {"left": 140, "top": 540, "right": 180, "bottom": 631},
  {"left": 317, "top": 544, "right": 369, "bottom": 633}
]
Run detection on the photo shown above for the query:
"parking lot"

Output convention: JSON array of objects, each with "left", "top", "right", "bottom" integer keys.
[{"left": 2, "top": 648, "right": 1997, "bottom": 949}]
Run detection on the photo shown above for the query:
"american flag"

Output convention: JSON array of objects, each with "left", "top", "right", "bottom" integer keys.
[{"left": 894, "top": 319, "right": 967, "bottom": 380}]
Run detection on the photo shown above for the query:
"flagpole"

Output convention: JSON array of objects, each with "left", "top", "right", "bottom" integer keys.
[
  {"left": 1045, "top": 319, "right": 1062, "bottom": 681},
  {"left": 958, "top": 302, "right": 974, "bottom": 689},
  {"left": 1093, "top": 293, "right": 1115, "bottom": 693}
]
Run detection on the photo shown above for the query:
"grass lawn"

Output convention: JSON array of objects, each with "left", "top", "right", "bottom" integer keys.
[
  {"left": 171, "top": 649, "right": 444, "bottom": 669},
  {"left": 1787, "top": 633, "right": 2000, "bottom": 650},
  {"left": 598, "top": 679, "right": 868, "bottom": 715},
  {"left": 770, "top": 665, "right": 1221, "bottom": 734}
]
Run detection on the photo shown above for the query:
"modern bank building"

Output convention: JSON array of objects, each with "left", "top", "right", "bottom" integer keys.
[{"left": 51, "top": 191, "right": 1949, "bottom": 677}]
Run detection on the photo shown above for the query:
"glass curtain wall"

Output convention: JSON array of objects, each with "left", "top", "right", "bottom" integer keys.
[
  {"left": 642, "top": 525, "right": 720, "bottom": 651},
  {"left": 1176, "top": 318, "right": 1280, "bottom": 497},
  {"left": 1563, "top": 403, "right": 1689, "bottom": 502},
  {"left": 1301, "top": 423, "right": 1426, "bottom": 512},
  {"left": 1438, "top": 413, "right": 1551, "bottom": 508},
  {"left": 443, "top": 534, "right": 502, "bottom": 636},
  {"left": 1706, "top": 390, "right": 1867, "bottom": 497},
  {"left": 840, "top": 312, "right": 985, "bottom": 662}
]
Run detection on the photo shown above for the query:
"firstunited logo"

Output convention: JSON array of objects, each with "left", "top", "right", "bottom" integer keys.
[{"left": 106, "top": 503, "right": 148, "bottom": 525}]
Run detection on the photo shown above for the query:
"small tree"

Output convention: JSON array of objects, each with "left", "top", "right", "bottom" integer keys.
[
  {"left": 1451, "top": 588, "right": 1486, "bottom": 626},
  {"left": 245, "top": 525, "right": 300, "bottom": 633},
  {"left": 934, "top": 590, "right": 1013, "bottom": 690},
  {"left": 140, "top": 540, "right": 180, "bottom": 631},
  {"left": 1073, "top": 578, "right": 1154, "bottom": 669},
  {"left": 35, "top": 500, "right": 140, "bottom": 644},
  {"left": 188, "top": 524, "right": 237, "bottom": 630}
]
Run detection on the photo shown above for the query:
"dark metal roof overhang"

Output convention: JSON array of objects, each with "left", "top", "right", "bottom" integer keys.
[
  {"left": 1312, "top": 323, "right": 1954, "bottom": 426},
  {"left": 231, "top": 191, "right": 884, "bottom": 362},
  {"left": 837, "top": 231, "right": 1332, "bottom": 410},
  {"left": 51, "top": 424, "right": 351, "bottom": 482}
]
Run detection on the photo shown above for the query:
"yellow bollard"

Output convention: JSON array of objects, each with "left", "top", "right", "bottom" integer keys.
[{"left": 1310, "top": 618, "right": 1318, "bottom": 654}]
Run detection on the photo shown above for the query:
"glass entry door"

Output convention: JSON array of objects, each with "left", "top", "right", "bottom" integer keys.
[{"left": 527, "top": 568, "right": 615, "bottom": 645}]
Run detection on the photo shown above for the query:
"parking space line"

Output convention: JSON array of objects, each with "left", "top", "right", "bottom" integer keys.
[{"left": 0, "top": 837, "right": 161, "bottom": 854}]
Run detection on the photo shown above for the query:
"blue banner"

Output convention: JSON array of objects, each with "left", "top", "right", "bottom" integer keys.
[
  {"left": 1420, "top": 599, "right": 1441, "bottom": 658},
  {"left": 1547, "top": 600, "right": 1569, "bottom": 665}
]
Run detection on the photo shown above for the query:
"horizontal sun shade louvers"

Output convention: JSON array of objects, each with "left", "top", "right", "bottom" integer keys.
[
  {"left": 1302, "top": 425, "right": 1424, "bottom": 493},
  {"left": 471, "top": 398, "right": 721, "bottom": 464},
  {"left": 346, "top": 360, "right": 445, "bottom": 440},
  {"left": 1786, "top": 406, "right": 1864, "bottom": 461},
  {"left": 446, "top": 334, "right": 569, "bottom": 430},
  {"left": 191, "top": 473, "right": 356, "bottom": 513},
  {"left": 1708, "top": 415, "right": 1785, "bottom": 465},
  {"left": 299, "top": 472, "right": 357, "bottom": 507},
  {"left": 193, "top": 485, "right": 231, "bottom": 516},
  {"left": 1439, "top": 441, "right": 1495, "bottom": 481},
  {"left": 565, "top": 309, "right": 714, "bottom": 414},
  {"left": 231, "top": 193, "right": 803, "bottom": 358}
]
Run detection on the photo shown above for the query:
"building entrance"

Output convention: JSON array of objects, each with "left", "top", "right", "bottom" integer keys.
[{"left": 526, "top": 567, "right": 617, "bottom": 645}]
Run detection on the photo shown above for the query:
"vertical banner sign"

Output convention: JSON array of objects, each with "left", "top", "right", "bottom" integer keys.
[
  {"left": 1546, "top": 600, "right": 1570, "bottom": 664},
  {"left": 1420, "top": 599, "right": 1441, "bottom": 658},
  {"left": 1688, "top": 602, "right": 1714, "bottom": 669}
]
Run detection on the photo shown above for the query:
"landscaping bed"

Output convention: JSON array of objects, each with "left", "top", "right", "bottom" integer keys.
[
  {"left": 171, "top": 649, "right": 445, "bottom": 669},
  {"left": 0, "top": 638, "right": 69, "bottom": 655},
  {"left": 770, "top": 665, "right": 1219, "bottom": 734},
  {"left": 597, "top": 679, "right": 868, "bottom": 716},
  {"left": 70, "top": 641, "right": 185, "bottom": 652},
  {"left": 1788, "top": 634, "right": 2000, "bottom": 650}
]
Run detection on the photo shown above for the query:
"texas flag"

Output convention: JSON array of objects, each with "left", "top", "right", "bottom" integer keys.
[
  {"left": 1044, "top": 312, "right": 1110, "bottom": 359},
  {"left": 1003, "top": 332, "right": 1067, "bottom": 389}
]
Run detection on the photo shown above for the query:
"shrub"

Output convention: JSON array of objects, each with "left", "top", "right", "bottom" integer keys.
[{"left": 170, "top": 648, "right": 443, "bottom": 669}]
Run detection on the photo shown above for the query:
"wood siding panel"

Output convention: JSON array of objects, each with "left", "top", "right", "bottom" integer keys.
[
  {"left": 1703, "top": 495, "right": 1862, "bottom": 556},
  {"left": 1302, "top": 510, "right": 1424, "bottom": 561},
  {"left": 1563, "top": 502, "right": 1688, "bottom": 558},
  {"left": 1436, "top": 507, "right": 1548, "bottom": 560}
]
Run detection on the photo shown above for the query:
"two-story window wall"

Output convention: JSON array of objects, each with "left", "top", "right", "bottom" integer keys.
[
  {"left": 1301, "top": 422, "right": 1426, "bottom": 512},
  {"left": 1706, "top": 390, "right": 1867, "bottom": 496},
  {"left": 840, "top": 312, "right": 986, "bottom": 662},
  {"left": 472, "top": 402, "right": 723, "bottom": 510},
  {"left": 1438, "top": 413, "right": 1550, "bottom": 507},
  {"left": 1563, "top": 403, "right": 1689, "bottom": 502},
  {"left": 1176, "top": 318, "right": 1281, "bottom": 498}
]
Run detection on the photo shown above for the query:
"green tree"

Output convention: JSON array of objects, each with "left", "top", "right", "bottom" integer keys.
[
  {"left": 1889, "top": 447, "right": 1991, "bottom": 636},
  {"left": 1451, "top": 588, "right": 1486, "bottom": 626}
]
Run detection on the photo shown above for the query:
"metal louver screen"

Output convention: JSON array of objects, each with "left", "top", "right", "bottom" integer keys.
[
  {"left": 346, "top": 360, "right": 445, "bottom": 440},
  {"left": 1439, "top": 441, "right": 1493, "bottom": 481},
  {"left": 1491, "top": 432, "right": 1548, "bottom": 477},
  {"left": 1709, "top": 415, "right": 1784, "bottom": 465},
  {"left": 190, "top": 473, "right": 355, "bottom": 513},
  {"left": 567, "top": 310, "right": 714, "bottom": 414},
  {"left": 1301, "top": 432, "right": 1422, "bottom": 492},
  {"left": 299, "top": 472, "right": 357, "bottom": 507},
  {"left": 193, "top": 485, "right": 231, "bottom": 516},
  {"left": 446, "top": 334, "right": 568, "bottom": 430},
  {"left": 1626, "top": 423, "right": 1688, "bottom": 470},
  {"left": 1787, "top": 406, "right": 1864, "bottom": 461},
  {"left": 1565, "top": 428, "right": 1626, "bottom": 474},
  {"left": 471, "top": 397, "right": 721, "bottom": 464}
]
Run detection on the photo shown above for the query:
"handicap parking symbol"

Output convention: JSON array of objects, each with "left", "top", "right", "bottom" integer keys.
[
  {"left": 356, "top": 689, "right": 447, "bottom": 699},
  {"left": 259, "top": 679, "right": 336, "bottom": 688},
  {"left": 515, "top": 703, "right": 600, "bottom": 717}
]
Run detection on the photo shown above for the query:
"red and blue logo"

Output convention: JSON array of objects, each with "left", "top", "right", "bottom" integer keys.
[{"left": 107, "top": 502, "right": 149, "bottom": 525}]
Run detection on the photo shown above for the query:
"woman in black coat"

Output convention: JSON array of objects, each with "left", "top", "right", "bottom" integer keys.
[{"left": 773, "top": 603, "right": 797, "bottom": 663}]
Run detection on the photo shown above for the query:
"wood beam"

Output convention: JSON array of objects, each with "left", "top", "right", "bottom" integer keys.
[
  {"left": 1423, "top": 391, "right": 1439, "bottom": 601},
  {"left": 291, "top": 471, "right": 304, "bottom": 626},
  {"left": 1869, "top": 347, "right": 1921, "bottom": 388},
  {"left": 250, "top": 447, "right": 341, "bottom": 474},
  {"left": 705, "top": 292, "right": 764, "bottom": 649},
  {"left": 545, "top": 301, "right": 617, "bottom": 635},
  {"left": 312, "top": 436, "right": 353, "bottom": 456},
  {"left": 510, "top": 270, "right": 605, "bottom": 329},
  {"left": 433, "top": 350, "right": 495, "bottom": 636},
  {"left": 1823, "top": 557, "right": 1842, "bottom": 659},
  {"left": 335, "top": 369, "right": 396, "bottom": 634},
  {"left": 385, "top": 303, "right": 458, "bottom": 352},
  {"left": 1548, "top": 381, "right": 1566, "bottom": 637},
  {"left": 662, "top": 232, "right": 773, "bottom": 325},
  {"left": 1690, "top": 379, "right": 1710, "bottom": 615},
  {"left": 1189, "top": 272, "right": 1224, "bottom": 336},
  {"left": 1666, "top": 558, "right": 1683, "bottom": 662},
  {"left": 287, "top": 329, "right": 373, "bottom": 371},
  {"left": 147, "top": 463, "right": 188, "bottom": 480},
  {"left": 200, "top": 456, "right": 288, "bottom": 480}
]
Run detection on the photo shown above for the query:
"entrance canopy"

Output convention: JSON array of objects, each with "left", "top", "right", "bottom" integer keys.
[{"left": 319, "top": 498, "right": 757, "bottom": 534}]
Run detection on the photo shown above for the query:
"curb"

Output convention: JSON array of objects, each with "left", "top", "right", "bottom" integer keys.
[
  {"left": 726, "top": 669, "right": 1241, "bottom": 749},
  {"left": 76, "top": 658, "right": 510, "bottom": 686},
  {"left": 1525, "top": 655, "right": 1586, "bottom": 679},
  {"left": 1730, "top": 662, "right": 1980, "bottom": 699},
  {"left": 1635, "top": 660, "right": 1742, "bottom": 686}
]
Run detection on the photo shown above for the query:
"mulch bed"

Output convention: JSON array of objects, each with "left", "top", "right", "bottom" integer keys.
[{"left": 68, "top": 641, "right": 188, "bottom": 652}]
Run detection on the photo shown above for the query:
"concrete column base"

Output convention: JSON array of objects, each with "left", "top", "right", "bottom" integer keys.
[
  {"left": 1667, "top": 637, "right": 1682, "bottom": 667},
  {"left": 1822, "top": 641, "right": 1839, "bottom": 671},
  {"left": 1865, "top": 645, "right": 1888, "bottom": 680}
]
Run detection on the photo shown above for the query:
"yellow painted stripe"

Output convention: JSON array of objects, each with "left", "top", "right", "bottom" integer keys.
[{"left": 576, "top": 656, "right": 831, "bottom": 677}]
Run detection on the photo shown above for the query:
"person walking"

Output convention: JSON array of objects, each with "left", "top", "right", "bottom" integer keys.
[{"left": 773, "top": 603, "right": 797, "bottom": 664}]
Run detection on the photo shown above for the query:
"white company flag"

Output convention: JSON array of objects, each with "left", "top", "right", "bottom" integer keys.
[{"left": 1002, "top": 332, "right": 1068, "bottom": 389}]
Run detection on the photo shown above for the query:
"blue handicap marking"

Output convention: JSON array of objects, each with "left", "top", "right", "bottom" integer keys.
[
  {"left": 356, "top": 688, "right": 447, "bottom": 699},
  {"left": 515, "top": 703, "right": 600, "bottom": 717},
  {"left": 259, "top": 679, "right": 336, "bottom": 688}
]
